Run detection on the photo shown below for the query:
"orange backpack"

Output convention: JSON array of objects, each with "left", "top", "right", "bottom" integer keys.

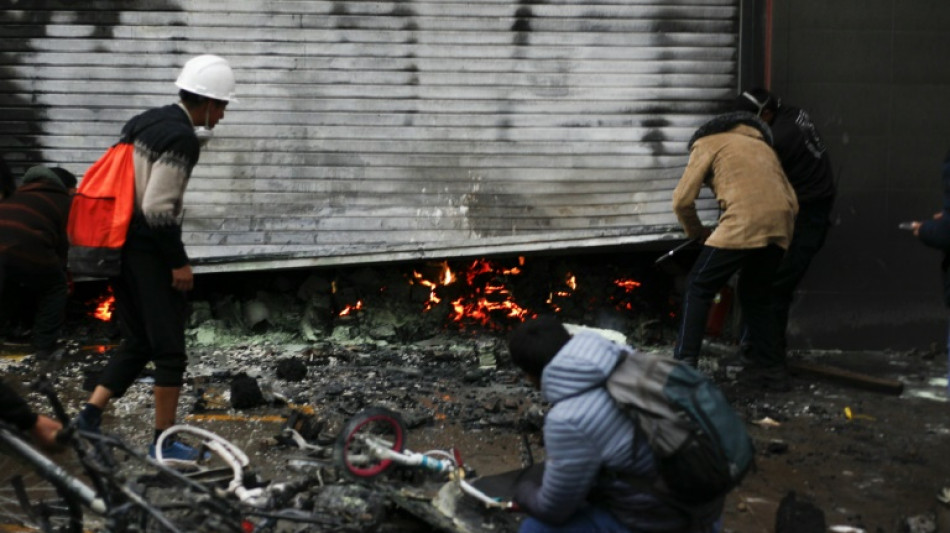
[{"left": 67, "top": 143, "right": 135, "bottom": 277}]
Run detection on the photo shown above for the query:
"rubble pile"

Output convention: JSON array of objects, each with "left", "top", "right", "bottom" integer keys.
[{"left": 2, "top": 252, "right": 950, "bottom": 531}]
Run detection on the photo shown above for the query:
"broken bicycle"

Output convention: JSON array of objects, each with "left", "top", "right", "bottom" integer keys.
[
  {"left": 151, "top": 406, "right": 522, "bottom": 532},
  {"left": 333, "top": 406, "right": 518, "bottom": 510},
  {"left": 0, "top": 359, "right": 247, "bottom": 533}
]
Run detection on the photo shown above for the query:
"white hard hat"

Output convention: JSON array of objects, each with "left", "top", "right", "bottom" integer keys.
[{"left": 175, "top": 54, "right": 236, "bottom": 102}]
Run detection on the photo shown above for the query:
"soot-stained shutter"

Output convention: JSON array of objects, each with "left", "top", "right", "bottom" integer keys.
[{"left": 0, "top": 1, "right": 738, "bottom": 272}]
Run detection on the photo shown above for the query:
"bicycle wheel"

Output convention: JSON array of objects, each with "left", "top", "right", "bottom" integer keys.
[
  {"left": 333, "top": 407, "right": 406, "bottom": 479},
  {"left": 0, "top": 438, "right": 85, "bottom": 533}
]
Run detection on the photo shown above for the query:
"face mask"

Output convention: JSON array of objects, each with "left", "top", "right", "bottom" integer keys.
[
  {"left": 194, "top": 103, "right": 215, "bottom": 146},
  {"left": 195, "top": 126, "right": 214, "bottom": 146}
]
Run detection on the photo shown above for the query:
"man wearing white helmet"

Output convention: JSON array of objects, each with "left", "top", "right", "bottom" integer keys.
[{"left": 74, "top": 55, "right": 235, "bottom": 462}]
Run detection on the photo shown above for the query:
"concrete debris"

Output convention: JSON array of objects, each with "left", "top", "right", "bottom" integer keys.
[
  {"left": 2, "top": 257, "right": 949, "bottom": 532},
  {"left": 902, "top": 513, "right": 937, "bottom": 533},
  {"left": 230, "top": 372, "right": 266, "bottom": 409}
]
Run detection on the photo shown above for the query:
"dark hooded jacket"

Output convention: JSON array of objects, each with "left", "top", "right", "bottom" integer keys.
[
  {"left": 916, "top": 150, "right": 950, "bottom": 306},
  {"left": 0, "top": 178, "right": 72, "bottom": 269},
  {"left": 769, "top": 104, "right": 836, "bottom": 205}
]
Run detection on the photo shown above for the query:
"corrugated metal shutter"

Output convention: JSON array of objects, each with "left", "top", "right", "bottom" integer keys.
[{"left": 0, "top": 1, "right": 738, "bottom": 273}]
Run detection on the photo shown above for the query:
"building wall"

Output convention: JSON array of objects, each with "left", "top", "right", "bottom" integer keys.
[
  {"left": 771, "top": 0, "right": 950, "bottom": 350},
  {"left": 1, "top": 0, "right": 739, "bottom": 272}
]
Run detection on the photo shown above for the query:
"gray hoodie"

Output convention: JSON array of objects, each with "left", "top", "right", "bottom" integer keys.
[{"left": 515, "top": 332, "right": 722, "bottom": 532}]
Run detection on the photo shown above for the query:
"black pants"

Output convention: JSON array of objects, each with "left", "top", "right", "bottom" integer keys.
[
  {"left": 740, "top": 199, "right": 833, "bottom": 356},
  {"left": 674, "top": 244, "right": 785, "bottom": 367},
  {"left": 0, "top": 258, "right": 67, "bottom": 351},
  {"left": 96, "top": 247, "right": 187, "bottom": 397}
]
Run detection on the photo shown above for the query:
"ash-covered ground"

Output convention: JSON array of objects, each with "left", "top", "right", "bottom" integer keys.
[{"left": 2, "top": 258, "right": 950, "bottom": 532}]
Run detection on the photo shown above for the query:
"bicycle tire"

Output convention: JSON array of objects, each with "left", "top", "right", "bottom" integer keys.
[
  {"left": 333, "top": 407, "right": 406, "bottom": 479},
  {"left": 0, "top": 428, "right": 85, "bottom": 533}
]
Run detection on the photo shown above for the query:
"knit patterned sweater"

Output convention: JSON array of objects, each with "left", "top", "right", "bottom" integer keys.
[
  {"left": 514, "top": 332, "right": 722, "bottom": 532},
  {"left": 119, "top": 103, "right": 200, "bottom": 269}
]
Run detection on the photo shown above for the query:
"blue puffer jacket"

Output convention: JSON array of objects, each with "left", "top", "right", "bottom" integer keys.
[
  {"left": 514, "top": 332, "right": 722, "bottom": 532},
  {"left": 917, "top": 151, "right": 950, "bottom": 307}
]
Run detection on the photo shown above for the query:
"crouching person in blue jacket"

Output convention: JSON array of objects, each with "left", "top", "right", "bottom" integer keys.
[{"left": 507, "top": 316, "right": 723, "bottom": 533}]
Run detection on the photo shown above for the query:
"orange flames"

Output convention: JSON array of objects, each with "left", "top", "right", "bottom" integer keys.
[
  {"left": 338, "top": 300, "right": 363, "bottom": 317},
  {"left": 447, "top": 259, "right": 531, "bottom": 326},
  {"left": 613, "top": 278, "right": 642, "bottom": 292},
  {"left": 412, "top": 264, "right": 451, "bottom": 310},
  {"left": 546, "top": 272, "right": 578, "bottom": 313},
  {"left": 409, "top": 258, "right": 535, "bottom": 329},
  {"left": 344, "top": 257, "right": 646, "bottom": 330},
  {"left": 90, "top": 290, "right": 115, "bottom": 322}
]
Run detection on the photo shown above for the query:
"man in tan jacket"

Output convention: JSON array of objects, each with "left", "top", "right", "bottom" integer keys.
[{"left": 672, "top": 111, "right": 798, "bottom": 390}]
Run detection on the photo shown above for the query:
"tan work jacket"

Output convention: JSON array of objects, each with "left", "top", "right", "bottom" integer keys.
[{"left": 672, "top": 124, "right": 798, "bottom": 250}]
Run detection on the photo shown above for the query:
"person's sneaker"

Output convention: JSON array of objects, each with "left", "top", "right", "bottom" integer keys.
[{"left": 149, "top": 440, "right": 210, "bottom": 465}]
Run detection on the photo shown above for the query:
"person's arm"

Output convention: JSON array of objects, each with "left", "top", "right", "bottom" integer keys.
[
  {"left": 140, "top": 136, "right": 199, "bottom": 290},
  {"left": 0, "top": 379, "right": 38, "bottom": 431},
  {"left": 917, "top": 212, "right": 950, "bottom": 250},
  {"left": 0, "top": 380, "right": 63, "bottom": 451},
  {"left": 30, "top": 415, "right": 63, "bottom": 450},
  {"left": 514, "top": 416, "right": 601, "bottom": 524},
  {"left": 672, "top": 145, "right": 714, "bottom": 240}
]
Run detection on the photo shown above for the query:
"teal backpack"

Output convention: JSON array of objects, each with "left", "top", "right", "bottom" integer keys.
[{"left": 605, "top": 350, "right": 755, "bottom": 504}]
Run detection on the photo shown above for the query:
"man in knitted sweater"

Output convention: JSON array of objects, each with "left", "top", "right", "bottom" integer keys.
[{"left": 74, "top": 55, "right": 235, "bottom": 462}]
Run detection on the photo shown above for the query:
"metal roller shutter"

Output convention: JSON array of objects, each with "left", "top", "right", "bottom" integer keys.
[{"left": 0, "top": 1, "right": 739, "bottom": 272}]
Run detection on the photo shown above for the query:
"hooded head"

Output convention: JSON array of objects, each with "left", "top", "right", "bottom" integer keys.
[
  {"left": 21, "top": 165, "right": 76, "bottom": 191},
  {"left": 734, "top": 88, "right": 781, "bottom": 122},
  {"left": 507, "top": 316, "right": 572, "bottom": 380},
  {"left": 687, "top": 111, "right": 773, "bottom": 150}
]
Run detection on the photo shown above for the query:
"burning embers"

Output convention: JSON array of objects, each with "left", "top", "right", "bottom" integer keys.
[
  {"left": 403, "top": 257, "right": 647, "bottom": 331},
  {"left": 90, "top": 288, "right": 115, "bottom": 322},
  {"left": 411, "top": 259, "right": 533, "bottom": 328},
  {"left": 79, "top": 254, "right": 662, "bottom": 342}
]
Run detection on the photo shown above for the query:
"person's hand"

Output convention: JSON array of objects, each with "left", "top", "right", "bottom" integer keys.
[
  {"left": 30, "top": 415, "right": 64, "bottom": 452},
  {"left": 171, "top": 264, "right": 194, "bottom": 292},
  {"left": 934, "top": 212, "right": 943, "bottom": 220},
  {"left": 912, "top": 221, "right": 922, "bottom": 237}
]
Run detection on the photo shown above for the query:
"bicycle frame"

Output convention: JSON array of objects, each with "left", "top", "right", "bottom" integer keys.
[
  {"left": 357, "top": 434, "right": 516, "bottom": 509},
  {"left": 1, "top": 355, "right": 247, "bottom": 533},
  {"left": 333, "top": 407, "right": 517, "bottom": 511},
  {"left": 0, "top": 425, "right": 106, "bottom": 515}
]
